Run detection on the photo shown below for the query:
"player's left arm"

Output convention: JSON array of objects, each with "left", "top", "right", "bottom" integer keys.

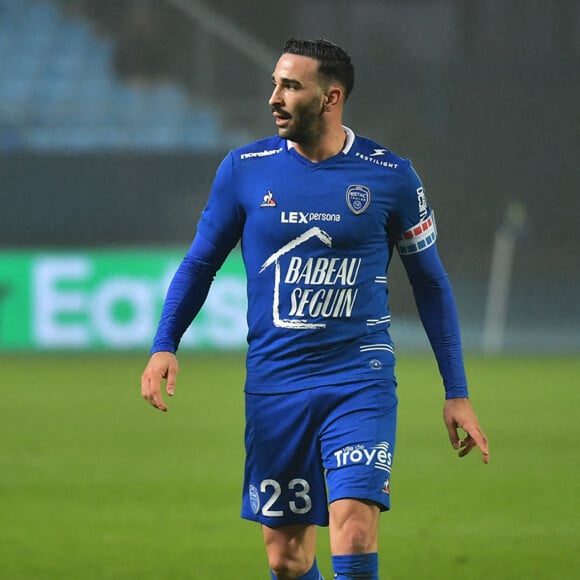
[
  {"left": 399, "top": 239, "right": 489, "bottom": 463},
  {"left": 443, "top": 396, "right": 489, "bottom": 464},
  {"left": 390, "top": 163, "right": 488, "bottom": 462}
]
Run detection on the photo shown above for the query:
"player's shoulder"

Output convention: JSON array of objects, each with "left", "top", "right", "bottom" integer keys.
[
  {"left": 350, "top": 133, "right": 413, "bottom": 176},
  {"left": 230, "top": 135, "right": 286, "bottom": 163}
]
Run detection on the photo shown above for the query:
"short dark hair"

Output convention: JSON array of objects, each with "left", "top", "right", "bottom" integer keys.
[{"left": 282, "top": 38, "right": 355, "bottom": 101}]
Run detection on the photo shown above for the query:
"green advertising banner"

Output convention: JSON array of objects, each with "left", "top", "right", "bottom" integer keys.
[{"left": 0, "top": 250, "right": 248, "bottom": 351}]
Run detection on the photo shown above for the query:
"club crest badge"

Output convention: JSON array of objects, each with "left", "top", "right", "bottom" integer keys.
[
  {"left": 346, "top": 184, "right": 371, "bottom": 215},
  {"left": 249, "top": 484, "right": 260, "bottom": 514}
]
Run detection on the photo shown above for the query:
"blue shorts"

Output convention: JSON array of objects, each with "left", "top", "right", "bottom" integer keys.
[{"left": 241, "top": 379, "right": 398, "bottom": 527}]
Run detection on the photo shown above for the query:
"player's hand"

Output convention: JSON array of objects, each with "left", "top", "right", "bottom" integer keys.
[
  {"left": 443, "top": 397, "right": 489, "bottom": 463},
  {"left": 141, "top": 351, "right": 179, "bottom": 412}
]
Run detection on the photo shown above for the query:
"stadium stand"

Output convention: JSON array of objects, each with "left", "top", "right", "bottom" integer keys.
[{"left": 0, "top": 0, "right": 246, "bottom": 151}]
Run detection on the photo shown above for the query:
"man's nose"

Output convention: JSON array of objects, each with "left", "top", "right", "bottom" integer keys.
[{"left": 269, "top": 85, "right": 282, "bottom": 107}]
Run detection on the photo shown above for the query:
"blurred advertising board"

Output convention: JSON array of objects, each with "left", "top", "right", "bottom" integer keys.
[{"left": 0, "top": 250, "right": 248, "bottom": 351}]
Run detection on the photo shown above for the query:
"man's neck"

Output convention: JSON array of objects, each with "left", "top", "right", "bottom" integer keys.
[{"left": 291, "top": 126, "right": 347, "bottom": 163}]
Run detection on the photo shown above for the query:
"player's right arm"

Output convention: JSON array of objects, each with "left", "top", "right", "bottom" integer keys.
[
  {"left": 140, "top": 152, "right": 244, "bottom": 411},
  {"left": 140, "top": 238, "right": 219, "bottom": 412}
]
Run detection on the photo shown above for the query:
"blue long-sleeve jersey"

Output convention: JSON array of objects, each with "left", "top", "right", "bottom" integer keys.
[{"left": 152, "top": 127, "right": 468, "bottom": 399}]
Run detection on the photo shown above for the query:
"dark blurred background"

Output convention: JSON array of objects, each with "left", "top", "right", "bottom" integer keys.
[{"left": 1, "top": 0, "right": 578, "bottom": 352}]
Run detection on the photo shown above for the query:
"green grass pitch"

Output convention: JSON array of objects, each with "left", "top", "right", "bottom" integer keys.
[{"left": 1, "top": 352, "right": 578, "bottom": 579}]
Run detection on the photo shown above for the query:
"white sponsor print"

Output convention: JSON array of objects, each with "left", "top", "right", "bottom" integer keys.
[
  {"left": 416, "top": 186, "right": 428, "bottom": 220},
  {"left": 240, "top": 147, "right": 283, "bottom": 160},
  {"left": 355, "top": 151, "right": 399, "bottom": 169},
  {"left": 280, "top": 211, "right": 341, "bottom": 224},
  {"left": 259, "top": 227, "right": 361, "bottom": 329},
  {"left": 284, "top": 257, "right": 361, "bottom": 287},
  {"left": 333, "top": 442, "right": 392, "bottom": 471}
]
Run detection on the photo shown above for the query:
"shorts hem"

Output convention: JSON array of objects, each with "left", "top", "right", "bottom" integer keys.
[
  {"left": 328, "top": 494, "right": 391, "bottom": 513},
  {"left": 241, "top": 511, "right": 330, "bottom": 528}
]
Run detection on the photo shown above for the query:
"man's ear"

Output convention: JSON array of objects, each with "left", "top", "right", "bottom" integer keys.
[{"left": 324, "top": 86, "right": 343, "bottom": 110}]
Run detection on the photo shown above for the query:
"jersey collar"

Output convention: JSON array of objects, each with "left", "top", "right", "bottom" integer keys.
[{"left": 285, "top": 125, "right": 355, "bottom": 155}]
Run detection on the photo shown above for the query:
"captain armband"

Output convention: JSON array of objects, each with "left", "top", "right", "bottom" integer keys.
[{"left": 396, "top": 212, "right": 437, "bottom": 256}]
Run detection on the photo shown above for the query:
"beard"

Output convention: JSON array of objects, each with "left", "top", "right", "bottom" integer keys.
[{"left": 272, "top": 98, "right": 325, "bottom": 145}]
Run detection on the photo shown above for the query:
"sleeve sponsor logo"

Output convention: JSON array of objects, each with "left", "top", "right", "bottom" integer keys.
[
  {"left": 355, "top": 151, "right": 399, "bottom": 169},
  {"left": 416, "top": 186, "right": 428, "bottom": 220}
]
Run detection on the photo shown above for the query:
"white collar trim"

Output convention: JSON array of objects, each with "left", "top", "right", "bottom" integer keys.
[{"left": 286, "top": 125, "right": 355, "bottom": 155}]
